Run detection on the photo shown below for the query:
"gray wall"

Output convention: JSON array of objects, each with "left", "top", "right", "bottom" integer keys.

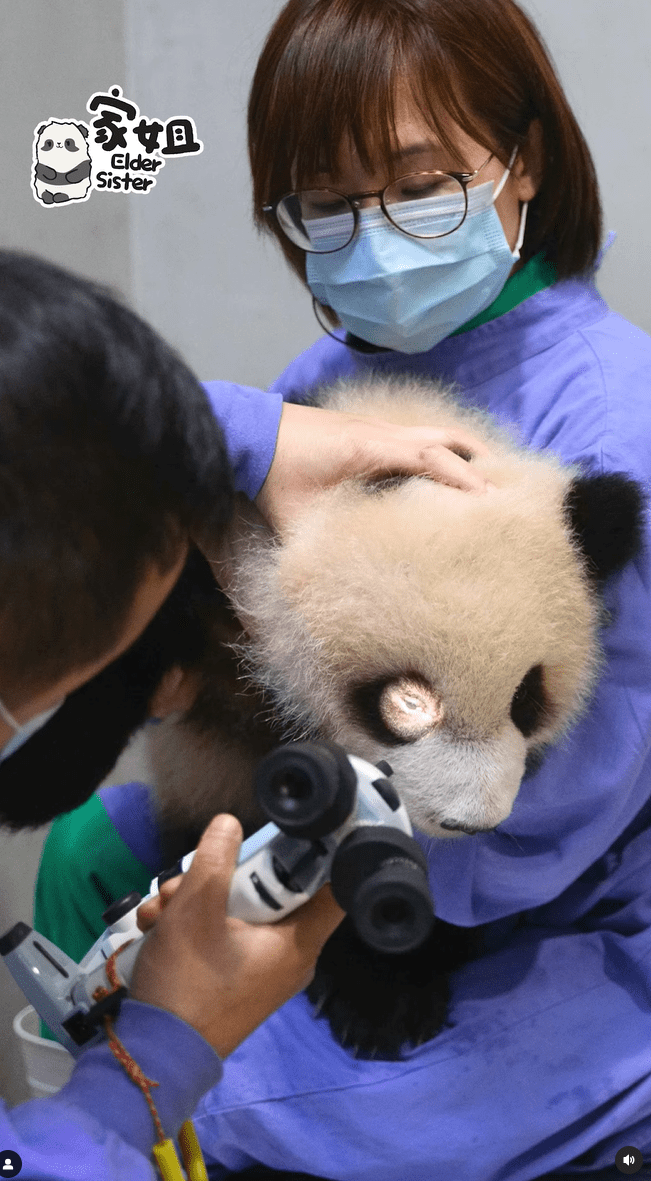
[
  {"left": 0, "top": 0, "right": 650, "bottom": 1108},
  {"left": 520, "top": 0, "right": 651, "bottom": 335},
  {"left": 124, "top": 0, "right": 322, "bottom": 387},
  {"left": 0, "top": 0, "right": 131, "bottom": 297}
]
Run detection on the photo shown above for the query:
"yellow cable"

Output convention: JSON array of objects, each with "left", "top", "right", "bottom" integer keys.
[
  {"left": 153, "top": 1139, "right": 187, "bottom": 1181},
  {"left": 179, "top": 1120, "right": 210, "bottom": 1181},
  {"left": 152, "top": 1121, "right": 209, "bottom": 1181}
]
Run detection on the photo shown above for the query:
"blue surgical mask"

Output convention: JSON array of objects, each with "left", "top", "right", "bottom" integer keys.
[
  {"left": 0, "top": 697, "right": 65, "bottom": 762},
  {"left": 306, "top": 152, "right": 528, "bottom": 354}
]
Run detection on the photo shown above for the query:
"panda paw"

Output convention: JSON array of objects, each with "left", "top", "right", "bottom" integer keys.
[{"left": 305, "top": 915, "right": 483, "bottom": 1061}]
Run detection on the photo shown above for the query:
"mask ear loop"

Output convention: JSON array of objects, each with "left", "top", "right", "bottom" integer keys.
[
  {"left": 0, "top": 698, "right": 20, "bottom": 732},
  {"left": 514, "top": 201, "right": 529, "bottom": 255},
  {"left": 492, "top": 146, "right": 528, "bottom": 257},
  {"left": 493, "top": 145, "right": 519, "bottom": 202}
]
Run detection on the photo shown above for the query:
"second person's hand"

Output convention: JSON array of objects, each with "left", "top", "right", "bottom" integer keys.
[{"left": 131, "top": 813, "right": 345, "bottom": 1060}]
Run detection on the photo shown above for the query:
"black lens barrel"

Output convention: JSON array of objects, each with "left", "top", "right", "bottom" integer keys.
[
  {"left": 254, "top": 741, "right": 357, "bottom": 839},
  {"left": 330, "top": 826, "right": 434, "bottom": 953}
]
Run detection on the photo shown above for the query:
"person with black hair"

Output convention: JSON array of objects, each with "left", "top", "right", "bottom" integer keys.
[{"left": 0, "top": 249, "right": 485, "bottom": 1180}]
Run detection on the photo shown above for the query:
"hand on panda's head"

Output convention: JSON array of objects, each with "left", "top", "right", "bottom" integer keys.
[{"left": 255, "top": 400, "right": 493, "bottom": 533}]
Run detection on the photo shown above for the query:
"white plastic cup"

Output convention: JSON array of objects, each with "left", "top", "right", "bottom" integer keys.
[{"left": 12, "top": 1005, "right": 74, "bottom": 1098}]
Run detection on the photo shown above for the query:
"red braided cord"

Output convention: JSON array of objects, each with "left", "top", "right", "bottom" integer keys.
[{"left": 92, "top": 941, "right": 167, "bottom": 1146}]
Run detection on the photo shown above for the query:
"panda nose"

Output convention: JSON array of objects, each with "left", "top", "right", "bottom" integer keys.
[{"left": 439, "top": 820, "right": 494, "bottom": 835}]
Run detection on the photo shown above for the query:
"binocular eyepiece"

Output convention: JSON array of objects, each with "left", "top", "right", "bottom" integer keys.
[{"left": 254, "top": 742, "right": 434, "bottom": 954}]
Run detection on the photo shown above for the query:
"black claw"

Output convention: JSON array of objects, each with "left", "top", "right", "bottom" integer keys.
[{"left": 308, "top": 914, "right": 484, "bottom": 1060}]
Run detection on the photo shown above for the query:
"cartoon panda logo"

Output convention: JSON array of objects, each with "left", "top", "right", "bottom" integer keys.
[{"left": 32, "top": 120, "right": 92, "bottom": 205}]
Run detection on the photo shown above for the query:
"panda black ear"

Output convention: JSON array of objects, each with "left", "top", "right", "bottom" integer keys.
[
  {"left": 36, "top": 124, "right": 47, "bottom": 136},
  {"left": 563, "top": 472, "right": 646, "bottom": 583},
  {"left": 77, "top": 123, "right": 89, "bottom": 139}
]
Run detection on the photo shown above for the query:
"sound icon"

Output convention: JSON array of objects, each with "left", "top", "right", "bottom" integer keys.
[{"left": 616, "top": 1144, "right": 643, "bottom": 1173}]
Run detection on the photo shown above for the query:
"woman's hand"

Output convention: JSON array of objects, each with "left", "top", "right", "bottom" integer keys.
[{"left": 254, "top": 400, "right": 491, "bottom": 532}]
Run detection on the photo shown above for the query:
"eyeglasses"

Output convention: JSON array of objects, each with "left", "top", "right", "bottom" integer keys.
[{"left": 263, "top": 152, "right": 494, "bottom": 254}]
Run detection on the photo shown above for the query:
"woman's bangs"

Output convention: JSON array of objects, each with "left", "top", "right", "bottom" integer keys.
[
  {"left": 286, "top": 34, "right": 488, "bottom": 191},
  {"left": 287, "top": 50, "right": 403, "bottom": 190}
]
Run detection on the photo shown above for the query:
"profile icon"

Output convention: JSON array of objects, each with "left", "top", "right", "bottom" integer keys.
[{"left": 0, "top": 1151, "right": 22, "bottom": 1176}]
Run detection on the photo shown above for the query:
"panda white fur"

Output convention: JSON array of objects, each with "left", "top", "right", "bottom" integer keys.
[
  {"left": 144, "top": 373, "right": 643, "bottom": 1059},
  {"left": 148, "top": 373, "right": 643, "bottom": 851},
  {"left": 33, "top": 121, "right": 92, "bottom": 205}
]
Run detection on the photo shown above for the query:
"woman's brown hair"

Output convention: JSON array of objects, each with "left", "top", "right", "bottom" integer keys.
[{"left": 248, "top": 0, "right": 602, "bottom": 298}]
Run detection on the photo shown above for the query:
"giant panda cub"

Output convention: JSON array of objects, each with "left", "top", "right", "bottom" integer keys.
[{"left": 147, "top": 373, "right": 644, "bottom": 1060}]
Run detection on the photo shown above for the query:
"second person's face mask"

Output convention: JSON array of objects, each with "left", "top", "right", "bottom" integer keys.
[
  {"left": 0, "top": 698, "right": 65, "bottom": 762},
  {"left": 306, "top": 151, "right": 528, "bottom": 354}
]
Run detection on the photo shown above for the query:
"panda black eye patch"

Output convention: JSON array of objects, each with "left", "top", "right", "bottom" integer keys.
[
  {"left": 64, "top": 138, "right": 79, "bottom": 151},
  {"left": 41, "top": 139, "right": 54, "bottom": 151},
  {"left": 510, "top": 664, "right": 551, "bottom": 737}
]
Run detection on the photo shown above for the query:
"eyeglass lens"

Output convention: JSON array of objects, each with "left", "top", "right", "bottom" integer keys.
[{"left": 276, "top": 173, "right": 468, "bottom": 253}]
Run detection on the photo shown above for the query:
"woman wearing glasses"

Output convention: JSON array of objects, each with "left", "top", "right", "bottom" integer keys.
[{"left": 188, "top": 1, "right": 651, "bottom": 1179}]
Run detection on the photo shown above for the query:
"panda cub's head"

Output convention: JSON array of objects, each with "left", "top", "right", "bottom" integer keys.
[
  {"left": 35, "top": 121, "right": 89, "bottom": 170},
  {"left": 219, "top": 375, "right": 644, "bottom": 839}
]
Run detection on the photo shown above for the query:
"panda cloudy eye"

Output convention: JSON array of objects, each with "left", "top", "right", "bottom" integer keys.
[
  {"left": 64, "top": 138, "right": 79, "bottom": 151},
  {"left": 350, "top": 674, "right": 443, "bottom": 744},
  {"left": 41, "top": 139, "right": 54, "bottom": 151},
  {"left": 510, "top": 664, "right": 551, "bottom": 737}
]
